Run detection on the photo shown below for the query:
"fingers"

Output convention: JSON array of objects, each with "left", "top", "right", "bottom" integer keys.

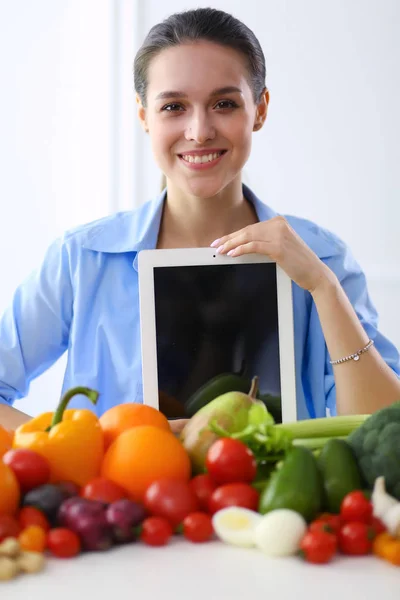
[
  {"left": 210, "top": 217, "right": 288, "bottom": 256},
  {"left": 168, "top": 418, "right": 189, "bottom": 435},
  {"left": 211, "top": 227, "right": 256, "bottom": 254},
  {"left": 227, "top": 241, "right": 273, "bottom": 257}
]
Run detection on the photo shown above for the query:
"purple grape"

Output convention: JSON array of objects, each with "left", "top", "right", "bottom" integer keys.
[
  {"left": 105, "top": 499, "right": 147, "bottom": 543},
  {"left": 57, "top": 481, "right": 80, "bottom": 498},
  {"left": 72, "top": 513, "right": 114, "bottom": 552},
  {"left": 58, "top": 497, "right": 104, "bottom": 528}
]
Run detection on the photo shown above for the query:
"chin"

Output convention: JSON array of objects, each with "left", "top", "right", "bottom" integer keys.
[{"left": 185, "top": 176, "right": 233, "bottom": 200}]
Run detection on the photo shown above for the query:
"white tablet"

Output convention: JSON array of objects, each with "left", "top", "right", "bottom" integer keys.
[{"left": 138, "top": 248, "right": 297, "bottom": 423}]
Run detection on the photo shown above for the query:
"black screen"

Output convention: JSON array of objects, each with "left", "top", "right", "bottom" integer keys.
[{"left": 153, "top": 263, "right": 282, "bottom": 422}]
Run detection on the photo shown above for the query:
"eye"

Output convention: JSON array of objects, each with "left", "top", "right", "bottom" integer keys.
[
  {"left": 161, "top": 103, "right": 185, "bottom": 112},
  {"left": 214, "top": 99, "right": 239, "bottom": 110}
]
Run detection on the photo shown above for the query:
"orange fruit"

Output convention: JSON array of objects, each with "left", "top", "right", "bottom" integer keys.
[
  {"left": 99, "top": 403, "right": 171, "bottom": 449},
  {"left": 0, "top": 425, "right": 13, "bottom": 458},
  {"left": 101, "top": 425, "right": 191, "bottom": 503},
  {"left": 0, "top": 460, "right": 20, "bottom": 516}
]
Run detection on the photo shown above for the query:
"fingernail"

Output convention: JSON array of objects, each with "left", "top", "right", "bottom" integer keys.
[
  {"left": 227, "top": 249, "right": 236, "bottom": 256},
  {"left": 216, "top": 245, "right": 225, "bottom": 253},
  {"left": 210, "top": 239, "right": 220, "bottom": 248}
]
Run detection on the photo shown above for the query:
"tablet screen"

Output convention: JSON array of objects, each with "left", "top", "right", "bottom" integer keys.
[{"left": 153, "top": 263, "right": 282, "bottom": 422}]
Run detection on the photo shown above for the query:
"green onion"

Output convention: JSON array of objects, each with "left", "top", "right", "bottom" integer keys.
[{"left": 275, "top": 414, "right": 369, "bottom": 440}]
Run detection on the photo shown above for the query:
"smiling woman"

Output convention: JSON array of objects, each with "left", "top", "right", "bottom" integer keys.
[
  {"left": 135, "top": 38, "right": 267, "bottom": 228},
  {"left": 0, "top": 7, "right": 399, "bottom": 431}
]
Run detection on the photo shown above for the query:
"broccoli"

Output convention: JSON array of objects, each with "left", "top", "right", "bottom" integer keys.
[{"left": 348, "top": 401, "right": 400, "bottom": 500}]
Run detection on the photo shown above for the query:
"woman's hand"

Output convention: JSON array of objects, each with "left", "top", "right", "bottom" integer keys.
[
  {"left": 168, "top": 419, "right": 189, "bottom": 435},
  {"left": 211, "top": 216, "right": 332, "bottom": 293}
]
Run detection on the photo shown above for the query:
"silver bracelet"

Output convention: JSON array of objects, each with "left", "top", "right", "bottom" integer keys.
[{"left": 329, "top": 339, "right": 374, "bottom": 365}]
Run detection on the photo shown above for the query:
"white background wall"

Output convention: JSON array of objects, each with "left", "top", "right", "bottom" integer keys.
[{"left": 0, "top": 0, "right": 399, "bottom": 417}]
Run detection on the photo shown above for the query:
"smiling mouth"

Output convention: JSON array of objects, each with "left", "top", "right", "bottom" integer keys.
[{"left": 178, "top": 150, "right": 227, "bottom": 164}]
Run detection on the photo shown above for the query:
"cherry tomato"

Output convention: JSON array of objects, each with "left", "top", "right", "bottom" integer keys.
[
  {"left": 18, "top": 507, "right": 50, "bottom": 532},
  {"left": 19, "top": 525, "right": 47, "bottom": 553},
  {"left": 140, "top": 517, "right": 173, "bottom": 546},
  {"left": 206, "top": 438, "right": 257, "bottom": 485},
  {"left": 338, "top": 521, "right": 375, "bottom": 555},
  {"left": 0, "top": 461, "right": 21, "bottom": 516},
  {"left": 369, "top": 516, "right": 386, "bottom": 536},
  {"left": 144, "top": 479, "right": 199, "bottom": 527},
  {"left": 47, "top": 528, "right": 81, "bottom": 558},
  {"left": 208, "top": 483, "right": 259, "bottom": 515},
  {"left": 340, "top": 491, "right": 373, "bottom": 524},
  {"left": 300, "top": 529, "right": 337, "bottom": 564},
  {"left": 3, "top": 448, "right": 50, "bottom": 493},
  {"left": 80, "top": 477, "right": 128, "bottom": 504},
  {"left": 309, "top": 521, "right": 336, "bottom": 535},
  {"left": 313, "top": 513, "right": 342, "bottom": 534},
  {"left": 182, "top": 512, "right": 214, "bottom": 543},
  {"left": 189, "top": 474, "right": 218, "bottom": 512},
  {"left": 0, "top": 515, "right": 21, "bottom": 542}
]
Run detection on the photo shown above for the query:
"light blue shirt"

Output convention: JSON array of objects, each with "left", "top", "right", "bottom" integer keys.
[{"left": 1, "top": 185, "right": 399, "bottom": 419}]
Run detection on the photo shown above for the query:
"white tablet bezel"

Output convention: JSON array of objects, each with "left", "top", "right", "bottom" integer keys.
[{"left": 138, "top": 248, "right": 297, "bottom": 423}]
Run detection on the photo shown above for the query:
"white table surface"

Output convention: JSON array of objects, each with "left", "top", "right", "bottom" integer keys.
[{"left": 2, "top": 538, "right": 399, "bottom": 600}]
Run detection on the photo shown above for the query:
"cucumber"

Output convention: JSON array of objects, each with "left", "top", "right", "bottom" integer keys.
[
  {"left": 317, "top": 438, "right": 363, "bottom": 514},
  {"left": 258, "top": 446, "right": 323, "bottom": 522}
]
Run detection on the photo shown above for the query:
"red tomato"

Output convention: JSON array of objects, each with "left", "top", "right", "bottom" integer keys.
[
  {"left": 144, "top": 479, "right": 199, "bottom": 527},
  {"left": 47, "top": 528, "right": 81, "bottom": 558},
  {"left": 80, "top": 477, "right": 128, "bottom": 504},
  {"left": 0, "top": 515, "right": 21, "bottom": 542},
  {"left": 369, "top": 515, "right": 386, "bottom": 536},
  {"left": 182, "top": 512, "right": 214, "bottom": 543},
  {"left": 338, "top": 521, "right": 375, "bottom": 555},
  {"left": 316, "top": 513, "right": 342, "bottom": 532},
  {"left": 300, "top": 529, "right": 337, "bottom": 564},
  {"left": 206, "top": 438, "right": 257, "bottom": 485},
  {"left": 189, "top": 474, "right": 218, "bottom": 512},
  {"left": 208, "top": 483, "right": 259, "bottom": 515},
  {"left": 310, "top": 513, "right": 342, "bottom": 534},
  {"left": 18, "top": 507, "right": 50, "bottom": 532},
  {"left": 140, "top": 517, "right": 173, "bottom": 546},
  {"left": 340, "top": 491, "right": 373, "bottom": 524},
  {"left": 3, "top": 448, "right": 50, "bottom": 492},
  {"left": 309, "top": 521, "right": 335, "bottom": 535}
]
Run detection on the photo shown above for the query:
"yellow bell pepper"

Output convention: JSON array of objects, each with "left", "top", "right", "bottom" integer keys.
[{"left": 13, "top": 387, "right": 104, "bottom": 487}]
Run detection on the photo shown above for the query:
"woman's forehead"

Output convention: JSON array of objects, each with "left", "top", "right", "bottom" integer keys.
[{"left": 146, "top": 41, "right": 251, "bottom": 101}]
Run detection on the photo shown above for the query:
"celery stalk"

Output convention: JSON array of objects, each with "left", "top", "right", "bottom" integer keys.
[
  {"left": 292, "top": 435, "right": 348, "bottom": 450},
  {"left": 275, "top": 414, "right": 369, "bottom": 439}
]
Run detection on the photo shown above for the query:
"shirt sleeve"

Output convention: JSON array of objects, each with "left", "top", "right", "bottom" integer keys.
[
  {"left": 0, "top": 237, "right": 73, "bottom": 406},
  {"left": 324, "top": 246, "right": 400, "bottom": 416}
]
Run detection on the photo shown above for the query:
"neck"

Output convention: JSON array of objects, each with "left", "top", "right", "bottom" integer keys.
[{"left": 157, "top": 178, "right": 258, "bottom": 248}]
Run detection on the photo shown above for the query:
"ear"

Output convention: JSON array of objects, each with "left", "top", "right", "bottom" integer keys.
[
  {"left": 136, "top": 93, "right": 149, "bottom": 133},
  {"left": 253, "top": 88, "right": 269, "bottom": 132}
]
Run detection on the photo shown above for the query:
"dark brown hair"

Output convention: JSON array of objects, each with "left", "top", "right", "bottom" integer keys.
[{"left": 133, "top": 7, "right": 267, "bottom": 107}]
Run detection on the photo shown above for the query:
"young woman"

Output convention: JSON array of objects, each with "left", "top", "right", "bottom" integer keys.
[{"left": 0, "top": 8, "right": 399, "bottom": 433}]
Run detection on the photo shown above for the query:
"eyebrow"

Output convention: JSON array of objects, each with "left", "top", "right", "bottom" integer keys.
[{"left": 155, "top": 86, "right": 243, "bottom": 101}]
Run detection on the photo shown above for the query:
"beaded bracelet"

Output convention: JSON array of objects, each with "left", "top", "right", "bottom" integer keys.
[{"left": 329, "top": 339, "right": 374, "bottom": 366}]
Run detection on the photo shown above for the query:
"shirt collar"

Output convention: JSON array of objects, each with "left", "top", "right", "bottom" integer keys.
[{"left": 82, "top": 184, "right": 334, "bottom": 259}]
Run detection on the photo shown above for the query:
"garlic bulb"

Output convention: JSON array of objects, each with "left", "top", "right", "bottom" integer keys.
[
  {"left": 371, "top": 477, "right": 398, "bottom": 519},
  {"left": 372, "top": 476, "right": 400, "bottom": 538}
]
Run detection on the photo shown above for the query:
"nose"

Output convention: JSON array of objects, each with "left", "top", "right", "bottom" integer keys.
[{"left": 184, "top": 109, "right": 216, "bottom": 144}]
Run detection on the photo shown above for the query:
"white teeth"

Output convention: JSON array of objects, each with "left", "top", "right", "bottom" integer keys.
[{"left": 182, "top": 151, "right": 223, "bottom": 164}]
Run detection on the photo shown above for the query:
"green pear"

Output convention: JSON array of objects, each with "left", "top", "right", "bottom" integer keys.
[{"left": 180, "top": 377, "right": 259, "bottom": 474}]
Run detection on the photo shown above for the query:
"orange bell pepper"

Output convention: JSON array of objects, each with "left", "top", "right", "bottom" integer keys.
[
  {"left": 13, "top": 387, "right": 104, "bottom": 487},
  {"left": 373, "top": 532, "right": 400, "bottom": 567}
]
